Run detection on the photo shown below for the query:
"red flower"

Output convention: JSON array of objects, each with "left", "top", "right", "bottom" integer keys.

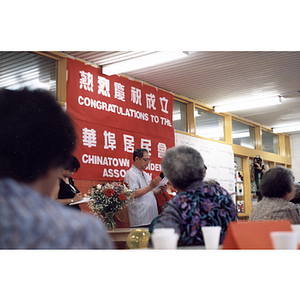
[
  {"left": 104, "top": 189, "right": 115, "bottom": 197},
  {"left": 118, "top": 193, "right": 126, "bottom": 201}
]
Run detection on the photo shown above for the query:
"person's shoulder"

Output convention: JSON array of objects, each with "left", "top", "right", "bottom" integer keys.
[
  {"left": 69, "top": 210, "right": 104, "bottom": 231},
  {"left": 201, "top": 183, "right": 230, "bottom": 195},
  {"left": 125, "top": 165, "right": 136, "bottom": 175},
  {"left": 284, "top": 201, "right": 299, "bottom": 210},
  {"left": 52, "top": 201, "right": 95, "bottom": 225},
  {"left": 54, "top": 205, "right": 113, "bottom": 248}
]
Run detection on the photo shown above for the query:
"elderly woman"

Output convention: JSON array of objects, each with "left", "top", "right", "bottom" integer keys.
[
  {"left": 249, "top": 166, "right": 300, "bottom": 223},
  {"left": 149, "top": 145, "right": 238, "bottom": 247}
]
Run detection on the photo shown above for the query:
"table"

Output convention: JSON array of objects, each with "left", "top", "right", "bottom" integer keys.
[
  {"left": 107, "top": 227, "right": 150, "bottom": 249},
  {"left": 106, "top": 228, "right": 221, "bottom": 250},
  {"left": 106, "top": 228, "right": 133, "bottom": 249}
]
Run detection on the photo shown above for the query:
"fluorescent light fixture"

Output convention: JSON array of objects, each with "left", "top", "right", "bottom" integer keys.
[
  {"left": 102, "top": 51, "right": 189, "bottom": 76},
  {"left": 214, "top": 96, "right": 282, "bottom": 113},
  {"left": 273, "top": 124, "right": 300, "bottom": 133}
]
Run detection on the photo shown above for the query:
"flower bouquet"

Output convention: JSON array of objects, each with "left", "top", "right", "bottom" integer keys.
[{"left": 86, "top": 182, "right": 133, "bottom": 230}]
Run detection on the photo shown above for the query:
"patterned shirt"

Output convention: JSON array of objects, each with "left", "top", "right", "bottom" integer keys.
[
  {"left": 149, "top": 180, "right": 238, "bottom": 246},
  {"left": 249, "top": 196, "right": 300, "bottom": 224},
  {"left": 0, "top": 178, "right": 114, "bottom": 249}
]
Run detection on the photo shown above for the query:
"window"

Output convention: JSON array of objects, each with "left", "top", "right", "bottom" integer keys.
[
  {"left": 0, "top": 51, "right": 57, "bottom": 97},
  {"left": 195, "top": 107, "right": 224, "bottom": 141},
  {"left": 232, "top": 119, "right": 255, "bottom": 149},
  {"left": 173, "top": 100, "right": 187, "bottom": 132},
  {"left": 262, "top": 130, "right": 279, "bottom": 154}
]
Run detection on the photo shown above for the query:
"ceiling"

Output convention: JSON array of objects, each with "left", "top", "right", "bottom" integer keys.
[{"left": 62, "top": 51, "right": 300, "bottom": 135}]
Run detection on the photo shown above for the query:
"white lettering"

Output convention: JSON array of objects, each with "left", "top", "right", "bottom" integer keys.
[
  {"left": 112, "top": 158, "right": 118, "bottom": 166},
  {"left": 120, "top": 169, "right": 127, "bottom": 177},
  {"left": 82, "top": 154, "right": 88, "bottom": 163},
  {"left": 159, "top": 96, "right": 169, "bottom": 114},
  {"left": 78, "top": 96, "right": 84, "bottom": 105},
  {"left": 81, "top": 154, "right": 130, "bottom": 168},
  {"left": 77, "top": 96, "right": 151, "bottom": 123},
  {"left": 84, "top": 97, "right": 90, "bottom": 106},
  {"left": 150, "top": 114, "right": 159, "bottom": 123},
  {"left": 146, "top": 163, "right": 161, "bottom": 172},
  {"left": 102, "top": 168, "right": 127, "bottom": 178}
]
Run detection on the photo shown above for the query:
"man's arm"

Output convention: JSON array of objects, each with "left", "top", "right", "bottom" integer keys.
[{"left": 133, "top": 176, "right": 162, "bottom": 198}]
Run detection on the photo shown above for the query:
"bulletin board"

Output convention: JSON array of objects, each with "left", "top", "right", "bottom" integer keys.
[{"left": 175, "top": 132, "right": 235, "bottom": 202}]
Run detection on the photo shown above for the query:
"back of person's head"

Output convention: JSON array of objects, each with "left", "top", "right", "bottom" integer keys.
[
  {"left": 0, "top": 88, "right": 77, "bottom": 183},
  {"left": 260, "top": 166, "right": 294, "bottom": 198},
  {"left": 161, "top": 145, "right": 204, "bottom": 190},
  {"left": 64, "top": 155, "right": 80, "bottom": 173},
  {"left": 290, "top": 183, "right": 300, "bottom": 204}
]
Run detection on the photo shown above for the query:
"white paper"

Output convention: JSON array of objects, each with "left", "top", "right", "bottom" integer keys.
[
  {"left": 69, "top": 197, "right": 91, "bottom": 205},
  {"left": 152, "top": 176, "right": 169, "bottom": 192}
]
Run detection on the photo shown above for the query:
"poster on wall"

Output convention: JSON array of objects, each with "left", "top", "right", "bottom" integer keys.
[
  {"left": 66, "top": 57, "right": 175, "bottom": 181},
  {"left": 237, "top": 200, "right": 245, "bottom": 213},
  {"left": 236, "top": 182, "right": 244, "bottom": 196},
  {"left": 175, "top": 132, "right": 235, "bottom": 200}
]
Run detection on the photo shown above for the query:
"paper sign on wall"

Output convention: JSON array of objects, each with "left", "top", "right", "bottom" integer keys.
[{"left": 175, "top": 132, "right": 235, "bottom": 198}]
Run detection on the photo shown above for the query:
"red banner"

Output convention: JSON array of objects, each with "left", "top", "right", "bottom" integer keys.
[{"left": 66, "top": 57, "right": 175, "bottom": 181}]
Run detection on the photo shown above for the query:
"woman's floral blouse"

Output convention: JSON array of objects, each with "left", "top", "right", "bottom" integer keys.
[{"left": 149, "top": 180, "right": 238, "bottom": 246}]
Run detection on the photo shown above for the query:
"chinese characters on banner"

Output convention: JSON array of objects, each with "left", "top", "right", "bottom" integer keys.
[{"left": 66, "top": 57, "right": 175, "bottom": 181}]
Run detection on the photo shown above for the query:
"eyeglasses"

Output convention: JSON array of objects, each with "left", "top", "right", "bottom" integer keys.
[{"left": 141, "top": 158, "right": 152, "bottom": 163}]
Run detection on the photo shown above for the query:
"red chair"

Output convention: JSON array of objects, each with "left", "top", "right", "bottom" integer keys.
[{"left": 222, "top": 220, "right": 293, "bottom": 249}]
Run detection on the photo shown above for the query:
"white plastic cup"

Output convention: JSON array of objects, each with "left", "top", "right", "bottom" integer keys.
[
  {"left": 151, "top": 231, "right": 179, "bottom": 249},
  {"left": 270, "top": 231, "right": 298, "bottom": 250},
  {"left": 291, "top": 225, "right": 300, "bottom": 245},
  {"left": 201, "top": 226, "right": 221, "bottom": 250},
  {"left": 153, "top": 228, "right": 175, "bottom": 235}
]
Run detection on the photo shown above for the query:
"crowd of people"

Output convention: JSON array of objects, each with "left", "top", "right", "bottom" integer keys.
[{"left": 0, "top": 88, "right": 299, "bottom": 249}]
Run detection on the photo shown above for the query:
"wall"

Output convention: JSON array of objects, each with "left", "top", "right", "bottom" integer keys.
[{"left": 291, "top": 134, "right": 300, "bottom": 183}]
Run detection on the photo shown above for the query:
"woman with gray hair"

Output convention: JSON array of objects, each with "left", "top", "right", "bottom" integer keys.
[
  {"left": 249, "top": 166, "right": 300, "bottom": 223},
  {"left": 149, "top": 145, "right": 237, "bottom": 247}
]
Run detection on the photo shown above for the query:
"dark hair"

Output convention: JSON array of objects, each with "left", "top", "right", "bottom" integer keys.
[
  {"left": 133, "top": 148, "right": 148, "bottom": 161},
  {"left": 260, "top": 166, "right": 294, "bottom": 198},
  {"left": 64, "top": 155, "right": 80, "bottom": 173},
  {"left": 0, "top": 88, "right": 77, "bottom": 183},
  {"left": 161, "top": 145, "right": 204, "bottom": 190},
  {"left": 290, "top": 183, "right": 300, "bottom": 204}
]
